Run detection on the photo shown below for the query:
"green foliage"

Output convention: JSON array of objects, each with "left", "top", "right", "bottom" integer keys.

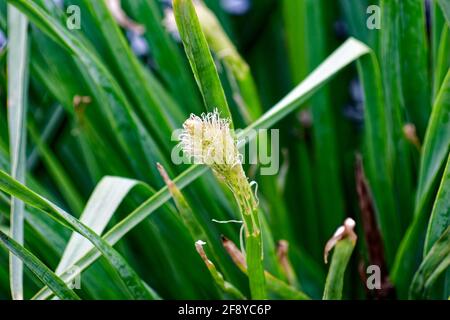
[{"left": 0, "top": 0, "right": 448, "bottom": 300}]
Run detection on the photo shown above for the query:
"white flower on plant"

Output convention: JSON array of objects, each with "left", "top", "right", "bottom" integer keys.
[{"left": 179, "top": 109, "right": 241, "bottom": 170}]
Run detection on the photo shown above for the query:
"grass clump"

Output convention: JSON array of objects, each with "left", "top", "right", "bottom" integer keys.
[{"left": 0, "top": 0, "right": 448, "bottom": 301}]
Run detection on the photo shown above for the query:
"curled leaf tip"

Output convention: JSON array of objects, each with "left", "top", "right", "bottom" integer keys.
[
  {"left": 221, "top": 236, "right": 247, "bottom": 271},
  {"left": 195, "top": 240, "right": 211, "bottom": 265},
  {"left": 324, "top": 218, "right": 357, "bottom": 264},
  {"left": 196, "top": 240, "right": 207, "bottom": 246},
  {"left": 156, "top": 162, "right": 174, "bottom": 188}
]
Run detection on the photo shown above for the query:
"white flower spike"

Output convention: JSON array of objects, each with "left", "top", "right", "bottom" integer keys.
[
  {"left": 179, "top": 109, "right": 240, "bottom": 170},
  {"left": 179, "top": 109, "right": 266, "bottom": 298}
]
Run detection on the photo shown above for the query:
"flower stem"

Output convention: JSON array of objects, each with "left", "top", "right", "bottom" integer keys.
[{"left": 228, "top": 166, "right": 266, "bottom": 299}]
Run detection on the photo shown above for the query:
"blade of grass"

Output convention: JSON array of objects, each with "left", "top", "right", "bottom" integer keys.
[
  {"left": 173, "top": 0, "right": 232, "bottom": 123},
  {"left": 242, "top": 38, "right": 370, "bottom": 135},
  {"left": 32, "top": 38, "right": 371, "bottom": 300},
  {"left": 392, "top": 69, "right": 450, "bottom": 298},
  {"left": 83, "top": 0, "right": 179, "bottom": 141},
  {"left": 28, "top": 120, "right": 84, "bottom": 215},
  {"left": 195, "top": 240, "right": 245, "bottom": 299},
  {"left": 432, "top": 0, "right": 449, "bottom": 100},
  {"left": 282, "top": 0, "right": 320, "bottom": 258},
  {"left": 195, "top": 2, "right": 262, "bottom": 122},
  {"left": 124, "top": 0, "right": 201, "bottom": 114},
  {"left": 27, "top": 104, "right": 65, "bottom": 171},
  {"left": 73, "top": 111, "right": 135, "bottom": 179},
  {"left": 339, "top": 0, "right": 376, "bottom": 49},
  {"left": 416, "top": 68, "right": 450, "bottom": 219},
  {"left": 0, "top": 170, "right": 158, "bottom": 300},
  {"left": 322, "top": 237, "right": 356, "bottom": 300},
  {"left": 0, "top": 171, "right": 137, "bottom": 300},
  {"left": 0, "top": 229, "right": 80, "bottom": 300},
  {"left": 409, "top": 227, "right": 450, "bottom": 299},
  {"left": 438, "top": 0, "right": 450, "bottom": 24},
  {"left": 282, "top": 0, "right": 308, "bottom": 86},
  {"left": 424, "top": 154, "right": 450, "bottom": 255},
  {"left": 29, "top": 32, "right": 87, "bottom": 116},
  {"left": 357, "top": 51, "right": 401, "bottom": 266},
  {"left": 433, "top": 24, "right": 450, "bottom": 101},
  {"left": 55, "top": 177, "right": 147, "bottom": 275},
  {"left": 397, "top": 0, "right": 431, "bottom": 138},
  {"left": 304, "top": 0, "right": 346, "bottom": 242},
  {"left": 7, "top": 3, "right": 29, "bottom": 300},
  {"left": 221, "top": 235, "right": 309, "bottom": 300},
  {"left": 53, "top": 176, "right": 162, "bottom": 300},
  {"left": 157, "top": 164, "right": 210, "bottom": 245},
  {"left": 276, "top": 240, "right": 300, "bottom": 288},
  {"left": 421, "top": 153, "right": 450, "bottom": 299},
  {"left": 379, "top": 0, "right": 416, "bottom": 235}
]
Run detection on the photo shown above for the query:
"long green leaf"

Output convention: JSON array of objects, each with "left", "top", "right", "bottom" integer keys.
[
  {"left": 7, "top": 4, "right": 29, "bottom": 300},
  {"left": 322, "top": 219, "right": 357, "bottom": 300},
  {"left": 56, "top": 177, "right": 146, "bottom": 275},
  {"left": 417, "top": 68, "right": 450, "bottom": 218},
  {"left": 322, "top": 238, "right": 355, "bottom": 300},
  {"left": 438, "top": 0, "right": 450, "bottom": 25},
  {"left": 409, "top": 227, "right": 450, "bottom": 299},
  {"left": 282, "top": 0, "right": 321, "bottom": 257},
  {"left": 124, "top": 0, "right": 201, "bottom": 114},
  {"left": 7, "top": 0, "right": 168, "bottom": 182},
  {"left": 433, "top": 24, "right": 450, "bottom": 100},
  {"left": 424, "top": 154, "right": 450, "bottom": 255},
  {"left": 392, "top": 69, "right": 450, "bottom": 297},
  {"left": 28, "top": 121, "right": 84, "bottom": 215},
  {"left": 379, "top": 0, "right": 416, "bottom": 235},
  {"left": 397, "top": 0, "right": 430, "bottom": 137},
  {"left": 0, "top": 229, "right": 80, "bottom": 300},
  {"left": 357, "top": 52, "right": 400, "bottom": 265},
  {"left": 221, "top": 235, "right": 309, "bottom": 300},
  {"left": 173, "top": 0, "right": 232, "bottom": 122},
  {"left": 84, "top": 0, "right": 178, "bottom": 140},
  {"left": 0, "top": 170, "right": 157, "bottom": 300},
  {"left": 339, "top": 0, "right": 376, "bottom": 48},
  {"left": 304, "top": 0, "right": 346, "bottom": 242},
  {"left": 283, "top": 0, "right": 308, "bottom": 85},
  {"left": 432, "top": 0, "right": 446, "bottom": 100},
  {"left": 195, "top": 1, "right": 262, "bottom": 122},
  {"left": 195, "top": 240, "right": 245, "bottom": 299}
]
